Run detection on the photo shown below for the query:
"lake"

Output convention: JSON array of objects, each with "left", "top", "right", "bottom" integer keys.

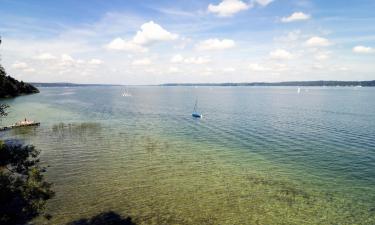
[{"left": 1, "top": 86, "right": 374, "bottom": 224}]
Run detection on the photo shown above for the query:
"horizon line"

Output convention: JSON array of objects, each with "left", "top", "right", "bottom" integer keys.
[{"left": 29, "top": 80, "right": 375, "bottom": 87}]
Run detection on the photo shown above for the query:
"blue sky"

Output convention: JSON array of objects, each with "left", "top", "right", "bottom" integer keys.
[{"left": 0, "top": 0, "right": 374, "bottom": 84}]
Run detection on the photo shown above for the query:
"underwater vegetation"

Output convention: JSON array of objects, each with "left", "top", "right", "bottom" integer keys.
[{"left": 38, "top": 125, "right": 375, "bottom": 224}]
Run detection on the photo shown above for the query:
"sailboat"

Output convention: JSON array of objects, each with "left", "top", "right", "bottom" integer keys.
[
  {"left": 122, "top": 88, "right": 132, "bottom": 97},
  {"left": 192, "top": 99, "right": 203, "bottom": 118}
]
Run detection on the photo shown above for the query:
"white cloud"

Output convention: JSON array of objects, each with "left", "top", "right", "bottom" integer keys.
[
  {"left": 254, "top": 0, "right": 274, "bottom": 6},
  {"left": 76, "top": 59, "right": 86, "bottom": 64},
  {"left": 132, "top": 21, "right": 178, "bottom": 45},
  {"left": 174, "top": 37, "right": 192, "bottom": 50},
  {"left": 184, "top": 57, "right": 211, "bottom": 64},
  {"left": 269, "top": 49, "right": 293, "bottom": 60},
  {"left": 170, "top": 54, "right": 184, "bottom": 63},
  {"left": 305, "top": 36, "right": 332, "bottom": 47},
  {"left": 11, "top": 62, "right": 28, "bottom": 69},
  {"left": 11, "top": 61, "right": 35, "bottom": 73},
  {"left": 312, "top": 64, "right": 324, "bottom": 70},
  {"left": 274, "top": 30, "right": 302, "bottom": 43},
  {"left": 249, "top": 63, "right": 268, "bottom": 71},
  {"left": 59, "top": 54, "right": 75, "bottom": 66},
  {"left": 168, "top": 66, "right": 180, "bottom": 73},
  {"left": 144, "top": 68, "right": 157, "bottom": 73},
  {"left": 106, "top": 38, "right": 147, "bottom": 52},
  {"left": 273, "top": 63, "right": 288, "bottom": 72},
  {"left": 281, "top": 12, "right": 311, "bottom": 23},
  {"left": 223, "top": 67, "right": 236, "bottom": 72},
  {"left": 353, "top": 45, "right": 374, "bottom": 54},
  {"left": 89, "top": 59, "right": 103, "bottom": 65},
  {"left": 106, "top": 21, "right": 177, "bottom": 52},
  {"left": 332, "top": 66, "right": 349, "bottom": 71},
  {"left": 202, "top": 67, "right": 214, "bottom": 75},
  {"left": 208, "top": 0, "right": 251, "bottom": 17},
  {"left": 196, "top": 38, "right": 235, "bottom": 50},
  {"left": 170, "top": 54, "right": 211, "bottom": 64},
  {"left": 249, "top": 62, "right": 288, "bottom": 72},
  {"left": 23, "top": 68, "right": 35, "bottom": 73},
  {"left": 131, "top": 58, "right": 151, "bottom": 66},
  {"left": 61, "top": 54, "right": 74, "bottom": 62},
  {"left": 314, "top": 51, "right": 330, "bottom": 60},
  {"left": 35, "top": 52, "right": 56, "bottom": 60}
]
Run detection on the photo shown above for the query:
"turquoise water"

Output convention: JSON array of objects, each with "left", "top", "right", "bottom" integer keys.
[{"left": 1, "top": 86, "right": 374, "bottom": 224}]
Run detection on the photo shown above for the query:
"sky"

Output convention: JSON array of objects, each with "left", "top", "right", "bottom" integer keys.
[{"left": 0, "top": 0, "right": 374, "bottom": 84}]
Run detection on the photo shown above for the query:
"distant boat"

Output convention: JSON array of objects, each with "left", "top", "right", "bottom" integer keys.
[
  {"left": 122, "top": 88, "right": 132, "bottom": 97},
  {"left": 192, "top": 99, "right": 203, "bottom": 118},
  {"left": 297, "top": 87, "right": 301, "bottom": 94}
]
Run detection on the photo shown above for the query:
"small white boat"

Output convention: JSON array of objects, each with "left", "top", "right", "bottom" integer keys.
[{"left": 122, "top": 88, "right": 132, "bottom": 97}]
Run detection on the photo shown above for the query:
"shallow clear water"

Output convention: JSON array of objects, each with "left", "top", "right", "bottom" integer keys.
[{"left": 1, "top": 86, "right": 374, "bottom": 224}]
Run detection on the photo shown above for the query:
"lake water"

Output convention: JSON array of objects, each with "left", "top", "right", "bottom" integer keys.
[{"left": 1, "top": 86, "right": 374, "bottom": 224}]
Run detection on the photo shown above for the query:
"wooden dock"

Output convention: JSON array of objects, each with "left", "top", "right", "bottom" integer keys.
[{"left": 0, "top": 121, "right": 40, "bottom": 131}]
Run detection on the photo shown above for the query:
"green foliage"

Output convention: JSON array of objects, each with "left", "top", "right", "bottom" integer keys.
[
  {"left": 0, "top": 141, "right": 54, "bottom": 225},
  {"left": 0, "top": 143, "right": 54, "bottom": 224}
]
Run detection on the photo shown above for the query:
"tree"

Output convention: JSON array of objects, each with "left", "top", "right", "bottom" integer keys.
[
  {"left": 0, "top": 104, "right": 8, "bottom": 117},
  {"left": 67, "top": 211, "right": 136, "bottom": 225},
  {"left": 0, "top": 106, "right": 54, "bottom": 224}
]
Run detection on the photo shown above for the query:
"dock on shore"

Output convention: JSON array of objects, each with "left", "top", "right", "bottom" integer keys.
[{"left": 0, "top": 120, "right": 40, "bottom": 131}]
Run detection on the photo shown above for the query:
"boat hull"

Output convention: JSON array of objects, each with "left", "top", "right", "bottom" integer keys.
[{"left": 192, "top": 113, "right": 202, "bottom": 118}]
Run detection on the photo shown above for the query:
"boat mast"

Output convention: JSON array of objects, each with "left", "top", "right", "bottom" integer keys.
[{"left": 193, "top": 99, "right": 198, "bottom": 112}]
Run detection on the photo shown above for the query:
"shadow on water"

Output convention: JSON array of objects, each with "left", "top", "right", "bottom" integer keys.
[
  {"left": 0, "top": 125, "right": 39, "bottom": 139},
  {"left": 52, "top": 122, "right": 102, "bottom": 134},
  {"left": 66, "top": 211, "right": 136, "bottom": 225},
  {"left": 51, "top": 122, "right": 102, "bottom": 140},
  {"left": 8, "top": 126, "right": 40, "bottom": 137}
]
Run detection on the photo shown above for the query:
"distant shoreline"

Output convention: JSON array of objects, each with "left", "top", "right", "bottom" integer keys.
[
  {"left": 29, "top": 80, "right": 375, "bottom": 87},
  {"left": 162, "top": 80, "right": 375, "bottom": 87}
]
